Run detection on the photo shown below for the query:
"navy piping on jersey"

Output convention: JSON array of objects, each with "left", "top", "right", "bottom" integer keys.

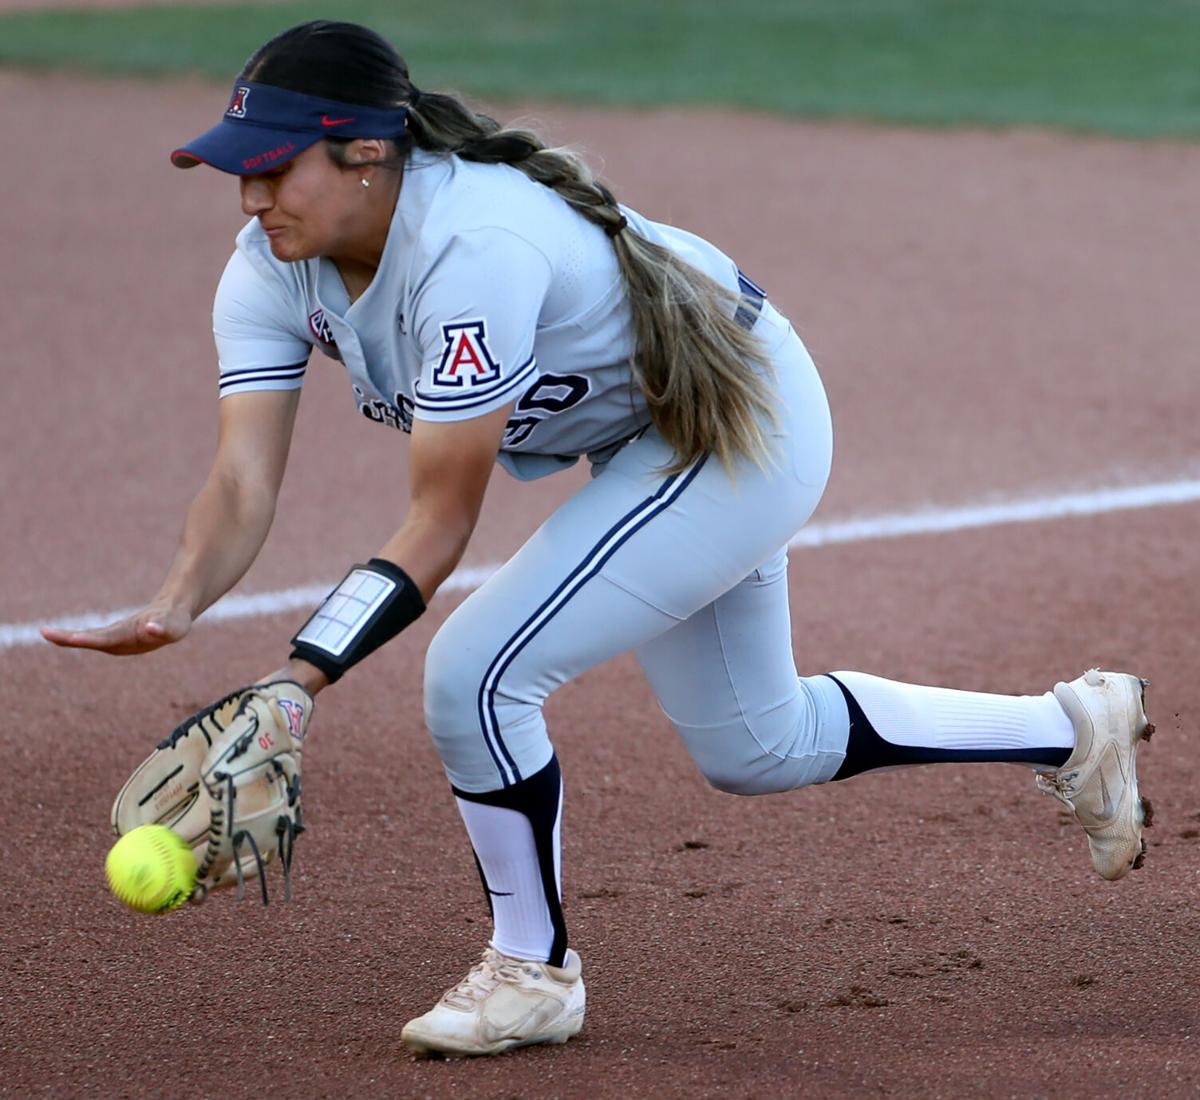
[
  {"left": 733, "top": 271, "right": 766, "bottom": 331},
  {"left": 218, "top": 360, "right": 309, "bottom": 380},
  {"left": 218, "top": 361, "right": 309, "bottom": 394},
  {"left": 736, "top": 269, "right": 767, "bottom": 298},
  {"left": 414, "top": 355, "right": 538, "bottom": 411},
  {"left": 477, "top": 456, "right": 710, "bottom": 786}
]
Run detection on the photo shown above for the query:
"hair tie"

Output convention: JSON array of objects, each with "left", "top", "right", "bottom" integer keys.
[
  {"left": 408, "top": 87, "right": 423, "bottom": 108},
  {"left": 604, "top": 214, "right": 627, "bottom": 238}
]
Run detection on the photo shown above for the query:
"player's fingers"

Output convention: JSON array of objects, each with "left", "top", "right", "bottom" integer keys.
[
  {"left": 43, "top": 606, "right": 191, "bottom": 653},
  {"left": 41, "top": 624, "right": 137, "bottom": 652},
  {"left": 41, "top": 619, "right": 163, "bottom": 654},
  {"left": 41, "top": 624, "right": 120, "bottom": 649}
]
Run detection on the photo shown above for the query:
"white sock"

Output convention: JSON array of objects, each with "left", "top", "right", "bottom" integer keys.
[
  {"left": 455, "top": 794, "right": 563, "bottom": 963},
  {"left": 832, "top": 671, "right": 1075, "bottom": 751}
]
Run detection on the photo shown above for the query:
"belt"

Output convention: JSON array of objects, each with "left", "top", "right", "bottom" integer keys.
[{"left": 734, "top": 269, "right": 767, "bottom": 331}]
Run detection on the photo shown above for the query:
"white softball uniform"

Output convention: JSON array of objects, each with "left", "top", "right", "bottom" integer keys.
[
  {"left": 167, "top": 64, "right": 1112, "bottom": 982},
  {"left": 208, "top": 143, "right": 1080, "bottom": 796},
  {"left": 215, "top": 147, "right": 786, "bottom": 480},
  {"left": 213, "top": 146, "right": 851, "bottom": 792}
]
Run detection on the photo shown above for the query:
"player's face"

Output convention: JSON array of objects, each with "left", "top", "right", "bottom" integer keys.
[{"left": 239, "top": 143, "right": 365, "bottom": 263}]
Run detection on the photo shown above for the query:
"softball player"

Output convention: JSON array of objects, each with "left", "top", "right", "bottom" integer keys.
[{"left": 44, "top": 21, "right": 1153, "bottom": 1059}]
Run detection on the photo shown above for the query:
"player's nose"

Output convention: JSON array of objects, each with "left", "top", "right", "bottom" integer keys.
[{"left": 240, "top": 176, "right": 273, "bottom": 215}]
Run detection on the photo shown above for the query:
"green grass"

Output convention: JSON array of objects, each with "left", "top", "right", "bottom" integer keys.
[{"left": 3, "top": 1, "right": 1200, "bottom": 137}]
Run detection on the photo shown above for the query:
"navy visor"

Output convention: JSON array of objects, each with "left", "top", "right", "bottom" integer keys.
[{"left": 171, "top": 81, "right": 410, "bottom": 175}]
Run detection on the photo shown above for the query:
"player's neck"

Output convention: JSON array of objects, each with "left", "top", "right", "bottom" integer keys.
[{"left": 329, "top": 170, "right": 402, "bottom": 303}]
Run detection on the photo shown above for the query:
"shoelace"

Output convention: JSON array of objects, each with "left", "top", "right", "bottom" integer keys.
[
  {"left": 441, "top": 951, "right": 534, "bottom": 1010},
  {"left": 1035, "top": 768, "right": 1079, "bottom": 807}
]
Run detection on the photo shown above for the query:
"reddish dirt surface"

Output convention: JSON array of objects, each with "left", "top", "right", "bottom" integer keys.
[{"left": 2, "top": 71, "right": 1199, "bottom": 1098}]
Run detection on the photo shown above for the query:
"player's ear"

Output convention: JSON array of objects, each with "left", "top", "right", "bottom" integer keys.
[{"left": 344, "top": 138, "right": 389, "bottom": 168}]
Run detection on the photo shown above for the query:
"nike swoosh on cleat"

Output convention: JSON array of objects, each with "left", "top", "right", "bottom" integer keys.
[
  {"left": 479, "top": 1003, "right": 560, "bottom": 1045},
  {"left": 1098, "top": 770, "right": 1115, "bottom": 821},
  {"left": 322, "top": 115, "right": 355, "bottom": 127}
]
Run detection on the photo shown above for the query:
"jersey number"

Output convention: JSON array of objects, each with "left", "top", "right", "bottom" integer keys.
[{"left": 503, "top": 372, "right": 591, "bottom": 447}]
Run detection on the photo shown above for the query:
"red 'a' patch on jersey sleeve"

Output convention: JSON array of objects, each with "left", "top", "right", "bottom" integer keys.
[{"left": 432, "top": 319, "right": 501, "bottom": 388}]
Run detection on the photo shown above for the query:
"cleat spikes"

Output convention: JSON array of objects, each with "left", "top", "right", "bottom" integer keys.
[
  {"left": 1131, "top": 838, "right": 1147, "bottom": 871},
  {"left": 1141, "top": 796, "right": 1154, "bottom": 828}
]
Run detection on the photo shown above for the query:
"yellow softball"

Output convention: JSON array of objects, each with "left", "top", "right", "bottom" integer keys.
[{"left": 105, "top": 824, "right": 196, "bottom": 914}]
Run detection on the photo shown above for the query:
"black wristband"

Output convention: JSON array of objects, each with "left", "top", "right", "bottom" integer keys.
[{"left": 289, "top": 557, "right": 426, "bottom": 683}]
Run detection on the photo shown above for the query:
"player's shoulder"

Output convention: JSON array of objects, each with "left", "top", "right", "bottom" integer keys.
[
  {"left": 214, "top": 222, "right": 313, "bottom": 336},
  {"left": 411, "top": 149, "right": 566, "bottom": 266}
]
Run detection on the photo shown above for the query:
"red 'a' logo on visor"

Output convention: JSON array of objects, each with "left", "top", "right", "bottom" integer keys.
[{"left": 227, "top": 86, "right": 250, "bottom": 118}]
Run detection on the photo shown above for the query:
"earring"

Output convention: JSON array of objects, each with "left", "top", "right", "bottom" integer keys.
[{"left": 361, "top": 178, "right": 371, "bottom": 189}]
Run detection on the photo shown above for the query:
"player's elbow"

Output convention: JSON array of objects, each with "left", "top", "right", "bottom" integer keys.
[
  {"left": 409, "top": 495, "right": 478, "bottom": 553},
  {"left": 211, "top": 467, "right": 280, "bottom": 525}
]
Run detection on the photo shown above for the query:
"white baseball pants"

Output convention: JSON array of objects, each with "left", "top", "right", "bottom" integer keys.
[{"left": 424, "top": 323, "right": 849, "bottom": 794}]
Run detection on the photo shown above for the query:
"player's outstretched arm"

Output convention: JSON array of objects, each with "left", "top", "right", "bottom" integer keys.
[{"left": 43, "top": 389, "right": 301, "bottom": 655}]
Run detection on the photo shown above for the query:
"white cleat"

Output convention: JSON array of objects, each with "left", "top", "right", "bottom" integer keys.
[
  {"left": 1037, "top": 669, "right": 1155, "bottom": 881},
  {"left": 401, "top": 947, "right": 585, "bottom": 1058}
]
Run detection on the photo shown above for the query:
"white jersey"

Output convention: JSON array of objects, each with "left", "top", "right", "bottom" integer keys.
[{"left": 213, "top": 147, "right": 786, "bottom": 479}]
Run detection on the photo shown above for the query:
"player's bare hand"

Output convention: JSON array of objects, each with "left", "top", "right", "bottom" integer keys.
[{"left": 41, "top": 605, "right": 192, "bottom": 655}]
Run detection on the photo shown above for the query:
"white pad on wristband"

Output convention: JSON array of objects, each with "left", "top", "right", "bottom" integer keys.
[
  {"left": 293, "top": 568, "right": 397, "bottom": 657},
  {"left": 290, "top": 558, "right": 425, "bottom": 681}
]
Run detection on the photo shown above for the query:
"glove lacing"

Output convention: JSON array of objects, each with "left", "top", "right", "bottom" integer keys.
[
  {"left": 276, "top": 764, "right": 303, "bottom": 902},
  {"left": 221, "top": 765, "right": 302, "bottom": 907},
  {"left": 232, "top": 825, "right": 269, "bottom": 906},
  {"left": 157, "top": 685, "right": 248, "bottom": 751}
]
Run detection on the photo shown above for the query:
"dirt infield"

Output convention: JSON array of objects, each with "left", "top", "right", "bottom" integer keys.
[{"left": 3, "top": 70, "right": 1199, "bottom": 1098}]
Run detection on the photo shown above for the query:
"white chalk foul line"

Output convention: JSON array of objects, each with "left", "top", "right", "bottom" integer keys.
[
  {"left": 786, "top": 477, "right": 1200, "bottom": 547},
  {"left": 6, "top": 476, "right": 1200, "bottom": 652},
  {"left": 5, "top": 565, "right": 503, "bottom": 653}
]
